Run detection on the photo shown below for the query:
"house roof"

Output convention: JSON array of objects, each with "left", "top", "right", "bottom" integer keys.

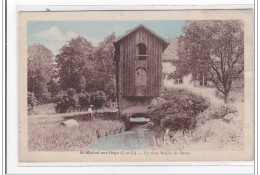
[
  {"left": 114, "top": 24, "right": 169, "bottom": 48},
  {"left": 162, "top": 38, "right": 180, "bottom": 61}
]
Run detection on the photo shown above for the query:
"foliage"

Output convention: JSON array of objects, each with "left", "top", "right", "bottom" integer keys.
[
  {"left": 89, "top": 91, "right": 107, "bottom": 109},
  {"left": 196, "top": 104, "right": 237, "bottom": 126},
  {"left": 55, "top": 89, "right": 108, "bottom": 113},
  {"left": 148, "top": 88, "right": 209, "bottom": 130},
  {"left": 103, "top": 81, "right": 116, "bottom": 101},
  {"left": 56, "top": 36, "right": 94, "bottom": 92},
  {"left": 27, "top": 91, "right": 38, "bottom": 111},
  {"left": 55, "top": 88, "right": 79, "bottom": 113},
  {"left": 90, "top": 33, "right": 117, "bottom": 100},
  {"left": 151, "top": 102, "right": 243, "bottom": 150},
  {"left": 78, "top": 93, "right": 91, "bottom": 110},
  {"left": 47, "top": 67, "right": 61, "bottom": 101},
  {"left": 55, "top": 34, "right": 116, "bottom": 103},
  {"left": 167, "top": 116, "right": 243, "bottom": 150},
  {"left": 176, "top": 20, "right": 244, "bottom": 103},
  {"left": 191, "top": 117, "right": 243, "bottom": 149},
  {"left": 28, "top": 118, "right": 125, "bottom": 151},
  {"left": 28, "top": 44, "right": 54, "bottom": 103},
  {"left": 29, "top": 34, "right": 117, "bottom": 111},
  {"left": 77, "top": 91, "right": 108, "bottom": 110},
  {"left": 47, "top": 79, "right": 60, "bottom": 101},
  {"left": 92, "top": 33, "right": 116, "bottom": 82}
]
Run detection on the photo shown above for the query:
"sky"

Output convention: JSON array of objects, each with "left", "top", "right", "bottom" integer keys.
[{"left": 27, "top": 20, "right": 187, "bottom": 55}]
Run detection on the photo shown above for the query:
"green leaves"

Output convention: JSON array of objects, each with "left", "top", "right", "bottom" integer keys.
[
  {"left": 28, "top": 44, "right": 54, "bottom": 103},
  {"left": 148, "top": 88, "right": 209, "bottom": 130},
  {"left": 56, "top": 36, "right": 94, "bottom": 92},
  {"left": 55, "top": 34, "right": 116, "bottom": 101},
  {"left": 27, "top": 91, "right": 38, "bottom": 111},
  {"left": 177, "top": 20, "right": 244, "bottom": 103},
  {"left": 28, "top": 33, "right": 117, "bottom": 108}
]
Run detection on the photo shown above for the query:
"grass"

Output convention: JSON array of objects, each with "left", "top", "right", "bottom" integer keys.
[
  {"left": 157, "top": 102, "right": 244, "bottom": 151},
  {"left": 28, "top": 117, "right": 125, "bottom": 151},
  {"left": 29, "top": 103, "right": 56, "bottom": 115}
]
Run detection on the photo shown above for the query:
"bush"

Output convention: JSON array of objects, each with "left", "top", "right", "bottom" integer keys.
[
  {"left": 148, "top": 88, "right": 209, "bottom": 130},
  {"left": 55, "top": 88, "right": 79, "bottom": 113},
  {"left": 28, "top": 91, "right": 38, "bottom": 111},
  {"left": 196, "top": 104, "right": 237, "bottom": 126},
  {"left": 55, "top": 88, "right": 109, "bottom": 113},
  {"left": 104, "top": 82, "right": 116, "bottom": 102},
  {"left": 89, "top": 90, "right": 107, "bottom": 109},
  {"left": 191, "top": 119, "right": 243, "bottom": 149},
  {"left": 78, "top": 93, "right": 90, "bottom": 110}
]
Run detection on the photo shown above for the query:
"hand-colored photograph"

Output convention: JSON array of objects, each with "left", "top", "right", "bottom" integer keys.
[{"left": 19, "top": 10, "right": 254, "bottom": 162}]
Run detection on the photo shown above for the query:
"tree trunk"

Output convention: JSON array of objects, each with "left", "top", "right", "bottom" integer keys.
[{"left": 224, "top": 93, "right": 229, "bottom": 104}]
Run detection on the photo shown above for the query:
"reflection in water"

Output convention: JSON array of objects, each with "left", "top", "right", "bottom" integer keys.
[{"left": 91, "top": 124, "right": 155, "bottom": 150}]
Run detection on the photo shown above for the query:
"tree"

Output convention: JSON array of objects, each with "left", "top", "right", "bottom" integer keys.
[
  {"left": 176, "top": 20, "right": 244, "bottom": 103},
  {"left": 91, "top": 33, "right": 117, "bottom": 101},
  {"left": 27, "top": 91, "right": 38, "bottom": 111},
  {"left": 56, "top": 36, "right": 94, "bottom": 92},
  {"left": 28, "top": 44, "right": 54, "bottom": 103}
]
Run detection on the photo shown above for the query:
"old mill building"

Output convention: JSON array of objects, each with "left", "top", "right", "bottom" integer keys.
[
  {"left": 113, "top": 24, "right": 169, "bottom": 115},
  {"left": 114, "top": 24, "right": 244, "bottom": 115}
]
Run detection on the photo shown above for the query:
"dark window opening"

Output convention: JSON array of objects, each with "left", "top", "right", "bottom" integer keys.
[
  {"left": 136, "top": 43, "right": 147, "bottom": 60},
  {"left": 199, "top": 74, "right": 208, "bottom": 86},
  {"left": 173, "top": 71, "right": 183, "bottom": 84},
  {"left": 175, "top": 77, "right": 183, "bottom": 84}
]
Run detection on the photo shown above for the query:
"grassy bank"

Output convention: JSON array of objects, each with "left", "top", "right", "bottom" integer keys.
[
  {"left": 28, "top": 117, "right": 125, "bottom": 151},
  {"left": 154, "top": 102, "right": 244, "bottom": 151}
]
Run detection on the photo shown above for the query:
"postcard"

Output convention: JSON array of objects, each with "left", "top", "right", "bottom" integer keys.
[{"left": 19, "top": 10, "right": 254, "bottom": 162}]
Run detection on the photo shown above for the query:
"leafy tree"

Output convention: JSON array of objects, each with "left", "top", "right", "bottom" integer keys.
[
  {"left": 54, "top": 34, "right": 117, "bottom": 111},
  {"left": 56, "top": 36, "right": 94, "bottom": 92},
  {"left": 78, "top": 92, "right": 91, "bottom": 110},
  {"left": 28, "top": 44, "right": 54, "bottom": 103},
  {"left": 176, "top": 20, "right": 244, "bottom": 103},
  {"left": 27, "top": 91, "right": 38, "bottom": 111},
  {"left": 47, "top": 78, "right": 60, "bottom": 101},
  {"left": 55, "top": 88, "right": 79, "bottom": 113},
  {"left": 148, "top": 88, "right": 209, "bottom": 130},
  {"left": 91, "top": 33, "right": 116, "bottom": 101},
  {"left": 89, "top": 90, "right": 107, "bottom": 109}
]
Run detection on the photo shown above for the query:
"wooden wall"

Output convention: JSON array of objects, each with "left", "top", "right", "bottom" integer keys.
[{"left": 116, "top": 28, "right": 163, "bottom": 97}]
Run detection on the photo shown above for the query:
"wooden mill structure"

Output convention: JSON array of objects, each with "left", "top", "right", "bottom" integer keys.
[{"left": 114, "top": 24, "right": 169, "bottom": 115}]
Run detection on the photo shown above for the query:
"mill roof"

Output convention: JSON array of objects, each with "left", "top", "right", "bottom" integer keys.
[{"left": 114, "top": 24, "right": 169, "bottom": 48}]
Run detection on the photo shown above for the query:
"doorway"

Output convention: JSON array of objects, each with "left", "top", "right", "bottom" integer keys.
[{"left": 135, "top": 67, "right": 147, "bottom": 96}]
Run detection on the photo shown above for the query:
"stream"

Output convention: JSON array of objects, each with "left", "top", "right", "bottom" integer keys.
[{"left": 91, "top": 124, "right": 155, "bottom": 150}]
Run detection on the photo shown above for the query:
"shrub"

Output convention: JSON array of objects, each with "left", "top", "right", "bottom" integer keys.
[
  {"left": 148, "top": 88, "right": 209, "bottom": 130},
  {"left": 55, "top": 89, "right": 108, "bottom": 113},
  {"left": 191, "top": 119, "right": 243, "bottom": 149},
  {"left": 55, "top": 88, "right": 79, "bottom": 113},
  {"left": 78, "top": 92, "right": 90, "bottom": 110},
  {"left": 196, "top": 104, "right": 237, "bottom": 126},
  {"left": 89, "top": 90, "right": 107, "bottom": 109},
  {"left": 104, "top": 82, "right": 116, "bottom": 102},
  {"left": 78, "top": 90, "right": 111, "bottom": 110},
  {"left": 28, "top": 91, "right": 38, "bottom": 111}
]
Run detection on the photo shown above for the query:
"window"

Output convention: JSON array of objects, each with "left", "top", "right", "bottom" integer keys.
[
  {"left": 199, "top": 75, "right": 208, "bottom": 86},
  {"left": 175, "top": 77, "right": 183, "bottom": 84},
  {"left": 173, "top": 71, "right": 183, "bottom": 84},
  {"left": 136, "top": 43, "right": 147, "bottom": 60}
]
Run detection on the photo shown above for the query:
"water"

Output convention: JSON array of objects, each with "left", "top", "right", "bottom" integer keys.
[{"left": 91, "top": 124, "right": 155, "bottom": 150}]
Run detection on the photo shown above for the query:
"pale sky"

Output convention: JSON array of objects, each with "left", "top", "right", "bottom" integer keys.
[{"left": 27, "top": 20, "right": 186, "bottom": 55}]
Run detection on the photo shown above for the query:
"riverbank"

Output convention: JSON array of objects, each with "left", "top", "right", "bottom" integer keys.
[
  {"left": 150, "top": 102, "right": 244, "bottom": 151},
  {"left": 28, "top": 116, "right": 125, "bottom": 151}
]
